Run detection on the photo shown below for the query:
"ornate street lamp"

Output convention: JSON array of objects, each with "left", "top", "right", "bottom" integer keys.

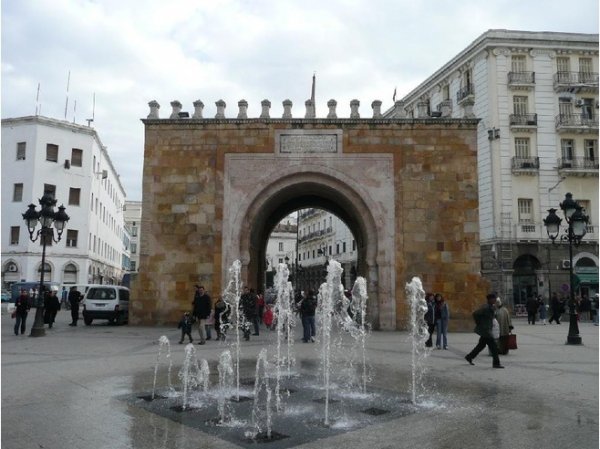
[
  {"left": 22, "top": 191, "right": 69, "bottom": 337},
  {"left": 544, "top": 193, "right": 588, "bottom": 345}
]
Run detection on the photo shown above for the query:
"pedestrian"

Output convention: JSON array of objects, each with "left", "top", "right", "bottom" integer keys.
[
  {"left": 256, "top": 291, "right": 265, "bottom": 325},
  {"left": 548, "top": 292, "right": 562, "bottom": 324},
  {"left": 537, "top": 295, "right": 547, "bottom": 325},
  {"left": 526, "top": 295, "right": 539, "bottom": 325},
  {"left": 60, "top": 286, "right": 69, "bottom": 310},
  {"left": 192, "top": 285, "right": 212, "bottom": 345},
  {"left": 300, "top": 289, "right": 317, "bottom": 343},
  {"left": 434, "top": 293, "right": 449, "bottom": 349},
  {"left": 205, "top": 309, "right": 214, "bottom": 341},
  {"left": 43, "top": 289, "right": 61, "bottom": 328},
  {"left": 240, "top": 286, "right": 258, "bottom": 340},
  {"left": 13, "top": 289, "right": 31, "bottom": 335},
  {"left": 465, "top": 293, "right": 504, "bottom": 368},
  {"left": 263, "top": 304, "right": 274, "bottom": 330},
  {"left": 593, "top": 294, "right": 599, "bottom": 326},
  {"left": 495, "top": 297, "right": 513, "bottom": 355},
  {"left": 424, "top": 293, "right": 435, "bottom": 348},
  {"left": 214, "top": 296, "right": 228, "bottom": 340},
  {"left": 580, "top": 294, "right": 591, "bottom": 321},
  {"left": 177, "top": 312, "right": 194, "bottom": 344},
  {"left": 68, "top": 287, "right": 82, "bottom": 326}
]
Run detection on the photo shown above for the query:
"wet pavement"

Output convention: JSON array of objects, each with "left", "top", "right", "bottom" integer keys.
[{"left": 2, "top": 309, "right": 598, "bottom": 449}]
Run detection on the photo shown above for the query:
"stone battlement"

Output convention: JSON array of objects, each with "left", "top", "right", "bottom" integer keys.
[{"left": 147, "top": 99, "right": 415, "bottom": 120}]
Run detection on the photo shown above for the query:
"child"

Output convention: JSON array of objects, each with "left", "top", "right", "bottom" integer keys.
[
  {"left": 177, "top": 312, "right": 194, "bottom": 344},
  {"left": 263, "top": 304, "right": 274, "bottom": 330}
]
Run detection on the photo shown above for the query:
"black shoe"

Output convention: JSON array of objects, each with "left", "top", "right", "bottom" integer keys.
[
  {"left": 465, "top": 355, "right": 474, "bottom": 365},
  {"left": 14, "top": 332, "right": 18, "bottom": 336},
  {"left": 198, "top": 341, "right": 205, "bottom": 345},
  {"left": 252, "top": 333, "right": 259, "bottom": 336},
  {"left": 493, "top": 364, "right": 505, "bottom": 369},
  {"left": 178, "top": 341, "right": 183, "bottom": 344},
  {"left": 206, "top": 336, "right": 211, "bottom": 340}
]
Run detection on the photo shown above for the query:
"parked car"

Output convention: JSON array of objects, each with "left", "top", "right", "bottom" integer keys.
[
  {"left": 1, "top": 290, "right": 10, "bottom": 302},
  {"left": 82, "top": 285, "right": 129, "bottom": 325}
]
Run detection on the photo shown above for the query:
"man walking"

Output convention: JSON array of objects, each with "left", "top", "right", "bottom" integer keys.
[
  {"left": 192, "top": 285, "right": 211, "bottom": 344},
  {"left": 68, "top": 287, "right": 82, "bottom": 326},
  {"left": 240, "top": 286, "right": 258, "bottom": 340},
  {"left": 300, "top": 289, "right": 317, "bottom": 342},
  {"left": 465, "top": 293, "right": 504, "bottom": 369}
]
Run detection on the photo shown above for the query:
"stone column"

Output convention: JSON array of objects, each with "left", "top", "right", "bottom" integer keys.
[
  {"left": 350, "top": 99, "right": 360, "bottom": 118},
  {"left": 147, "top": 100, "right": 160, "bottom": 119},
  {"left": 462, "top": 100, "right": 475, "bottom": 118},
  {"left": 215, "top": 99, "right": 226, "bottom": 119},
  {"left": 327, "top": 99, "right": 337, "bottom": 118},
  {"left": 169, "top": 100, "right": 182, "bottom": 119},
  {"left": 237, "top": 99, "right": 248, "bottom": 119},
  {"left": 393, "top": 100, "right": 406, "bottom": 118},
  {"left": 371, "top": 100, "right": 382, "bottom": 118},
  {"left": 305, "top": 100, "right": 315, "bottom": 118},
  {"left": 260, "top": 99, "right": 271, "bottom": 119},
  {"left": 192, "top": 100, "right": 204, "bottom": 119},
  {"left": 282, "top": 99, "right": 293, "bottom": 118},
  {"left": 417, "top": 101, "right": 428, "bottom": 118},
  {"left": 440, "top": 100, "right": 452, "bottom": 117}
]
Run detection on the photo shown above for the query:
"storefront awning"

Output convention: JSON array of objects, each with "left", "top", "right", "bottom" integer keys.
[{"left": 575, "top": 273, "right": 599, "bottom": 285}]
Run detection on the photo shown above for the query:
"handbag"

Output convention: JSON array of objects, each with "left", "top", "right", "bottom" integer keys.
[
  {"left": 11, "top": 310, "right": 16, "bottom": 319},
  {"left": 507, "top": 333, "right": 518, "bottom": 350}
]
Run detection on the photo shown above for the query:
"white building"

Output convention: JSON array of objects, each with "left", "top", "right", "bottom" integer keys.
[
  {"left": 1, "top": 116, "right": 129, "bottom": 289},
  {"left": 124, "top": 200, "right": 142, "bottom": 272},
  {"left": 265, "top": 215, "right": 297, "bottom": 289},
  {"left": 297, "top": 208, "right": 357, "bottom": 290},
  {"left": 385, "top": 30, "right": 599, "bottom": 305}
]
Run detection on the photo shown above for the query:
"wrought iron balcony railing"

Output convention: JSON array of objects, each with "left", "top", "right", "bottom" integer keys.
[
  {"left": 555, "top": 114, "right": 599, "bottom": 129},
  {"left": 456, "top": 84, "right": 474, "bottom": 103},
  {"left": 557, "top": 157, "right": 599, "bottom": 170},
  {"left": 508, "top": 71, "right": 535, "bottom": 85},
  {"left": 509, "top": 113, "right": 537, "bottom": 126},
  {"left": 511, "top": 157, "right": 539, "bottom": 170}
]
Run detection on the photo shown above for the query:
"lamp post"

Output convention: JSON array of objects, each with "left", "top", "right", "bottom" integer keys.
[
  {"left": 543, "top": 192, "right": 588, "bottom": 345},
  {"left": 22, "top": 191, "right": 69, "bottom": 337}
]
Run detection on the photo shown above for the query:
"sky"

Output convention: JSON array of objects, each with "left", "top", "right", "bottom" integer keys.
[{"left": 2, "top": 0, "right": 598, "bottom": 201}]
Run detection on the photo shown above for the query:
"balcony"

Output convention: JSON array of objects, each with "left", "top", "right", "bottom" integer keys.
[
  {"left": 515, "top": 222, "right": 541, "bottom": 241},
  {"left": 436, "top": 99, "right": 453, "bottom": 117},
  {"left": 555, "top": 114, "right": 599, "bottom": 134},
  {"left": 553, "top": 71, "right": 599, "bottom": 93},
  {"left": 511, "top": 157, "right": 539, "bottom": 175},
  {"left": 507, "top": 71, "right": 535, "bottom": 90},
  {"left": 557, "top": 157, "right": 599, "bottom": 177},
  {"left": 456, "top": 84, "right": 474, "bottom": 105},
  {"left": 509, "top": 113, "right": 537, "bottom": 132}
]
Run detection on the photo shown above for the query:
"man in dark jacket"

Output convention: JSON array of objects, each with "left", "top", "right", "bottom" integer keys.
[
  {"left": 526, "top": 295, "right": 539, "bottom": 325},
  {"left": 300, "top": 289, "right": 317, "bottom": 343},
  {"left": 14, "top": 289, "right": 31, "bottom": 335},
  {"left": 192, "top": 285, "right": 211, "bottom": 344},
  {"left": 43, "top": 290, "right": 61, "bottom": 328},
  {"left": 465, "top": 293, "right": 504, "bottom": 368},
  {"left": 240, "top": 286, "right": 258, "bottom": 340},
  {"left": 68, "top": 287, "right": 82, "bottom": 326},
  {"left": 549, "top": 292, "right": 562, "bottom": 324}
]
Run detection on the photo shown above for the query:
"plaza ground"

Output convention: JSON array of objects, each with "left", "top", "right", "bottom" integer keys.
[{"left": 1, "top": 308, "right": 598, "bottom": 449}]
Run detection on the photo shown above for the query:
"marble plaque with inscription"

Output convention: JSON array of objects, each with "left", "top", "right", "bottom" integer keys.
[{"left": 279, "top": 134, "right": 338, "bottom": 154}]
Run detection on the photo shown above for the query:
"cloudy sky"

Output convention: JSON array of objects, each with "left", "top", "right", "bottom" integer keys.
[{"left": 2, "top": 0, "right": 598, "bottom": 200}]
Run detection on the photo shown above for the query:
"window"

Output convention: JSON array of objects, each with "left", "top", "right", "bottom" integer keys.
[
  {"left": 558, "top": 97, "right": 573, "bottom": 116},
  {"left": 329, "top": 245, "right": 332, "bottom": 255},
  {"left": 312, "top": 250, "right": 315, "bottom": 258},
  {"left": 579, "top": 58, "right": 592, "bottom": 75},
  {"left": 278, "top": 258, "right": 283, "bottom": 264},
  {"left": 13, "top": 183, "right": 23, "bottom": 202},
  {"left": 336, "top": 243, "right": 340, "bottom": 254},
  {"left": 131, "top": 226, "right": 138, "bottom": 237},
  {"left": 352, "top": 240, "right": 356, "bottom": 251},
  {"left": 46, "top": 144, "right": 59, "bottom": 162},
  {"left": 279, "top": 242, "right": 284, "bottom": 251},
  {"left": 557, "top": 57, "right": 570, "bottom": 73},
  {"left": 69, "top": 188, "right": 81, "bottom": 206},
  {"left": 577, "top": 200, "right": 591, "bottom": 224},
  {"left": 43, "top": 184, "right": 56, "bottom": 198},
  {"left": 442, "top": 84, "right": 450, "bottom": 101},
  {"left": 66, "top": 230, "right": 78, "bottom": 247},
  {"left": 131, "top": 243, "right": 137, "bottom": 254},
  {"left": 343, "top": 242, "right": 347, "bottom": 253},
  {"left": 518, "top": 199, "right": 533, "bottom": 223},
  {"left": 10, "top": 227, "right": 20, "bottom": 245},
  {"left": 584, "top": 140, "right": 597, "bottom": 161},
  {"left": 41, "top": 230, "right": 53, "bottom": 246},
  {"left": 513, "top": 96, "right": 528, "bottom": 115},
  {"left": 71, "top": 148, "right": 83, "bottom": 167},
  {"left": 511, "top": 55, "right": 526, "bottom": 72},
  {"left": 130, "top": 261, "right": 136, "bottom": 271},
  {"left": 561, "top": 139, "right": 574, "bottom": 160},
  {"left": 514, "top": 138, "right": 530, "bottom": 158},
  {"left": 17, "top": 142, "right": 26, "bottom": 160}
]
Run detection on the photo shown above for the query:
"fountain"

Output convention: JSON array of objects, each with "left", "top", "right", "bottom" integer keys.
[
  {"left": 247, "top": 348, "right": 274, "bottom": 441},
  {"left": 405, "top": 276, "right": 431, "bottom": 404},
  {"left": 151, "top": 335, "right": 174, "bottom": 400},
  {"left": 217, "top": 349, "right": 235, "bottom": 424},
  {"left": 350, "top": 277, "right": 370, "bottom": 394},
  {"left": 222, "top": 260, "right": 243, "bottom": 400}
]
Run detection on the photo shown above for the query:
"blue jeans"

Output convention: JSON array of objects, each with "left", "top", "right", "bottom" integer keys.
[
  {"left": 436, "top": 319, "right": 448, "bottom": 348},
  {"left": 14, "top": 313, "right": 28, "bottom": 335},
  {"left": 302, "top": 315, "right": 315, "bottom": 342}
]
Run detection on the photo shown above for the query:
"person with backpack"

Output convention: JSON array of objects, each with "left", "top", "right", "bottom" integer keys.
[{"left": 300, "top": 289, "right": 317, "bottom": 343}]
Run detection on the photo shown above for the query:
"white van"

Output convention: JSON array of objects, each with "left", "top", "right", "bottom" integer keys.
[{"left": 81, "top": 285, "right": 130, "bottom": 325}]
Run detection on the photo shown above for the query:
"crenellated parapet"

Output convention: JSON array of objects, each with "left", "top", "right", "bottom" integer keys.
[{"left": 146, "top": 98, "right": 421, "bottom": 120}]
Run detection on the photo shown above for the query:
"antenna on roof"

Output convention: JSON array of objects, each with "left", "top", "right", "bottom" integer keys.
[
  {"left": 64, "top": 70, "right": 71, "bottom": 120},
  {"left": 86, "top": 92, "right": 95, "bottom": 127},
  {"left": 35, "top": 83, "right": 40, "bottom": 116},
  {"left": 73, "top": 100, "right": 77, "bottom": 124}
]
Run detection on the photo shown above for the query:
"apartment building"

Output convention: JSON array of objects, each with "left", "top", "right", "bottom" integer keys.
[
  {"left": 124, "top": 200, "right": 142, "bottom": 272},
  {"left": 385, "top": 30, "right": 599, "bottom": 305},
  {"left": 1, "top": 116, "right": 129, "bottom": 289}
]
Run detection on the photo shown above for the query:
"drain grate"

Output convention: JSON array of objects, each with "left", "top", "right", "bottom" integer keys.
[
  {"left": 247, "top": 431, "right": 290, "bottom": 443},
  {"left": 362, "top": 407, "right": 390, "bottom": 416}
]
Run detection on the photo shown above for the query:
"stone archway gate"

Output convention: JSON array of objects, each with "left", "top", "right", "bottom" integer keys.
[{"left": 132, "top": 99, "right": 489, "bottom": 330}]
